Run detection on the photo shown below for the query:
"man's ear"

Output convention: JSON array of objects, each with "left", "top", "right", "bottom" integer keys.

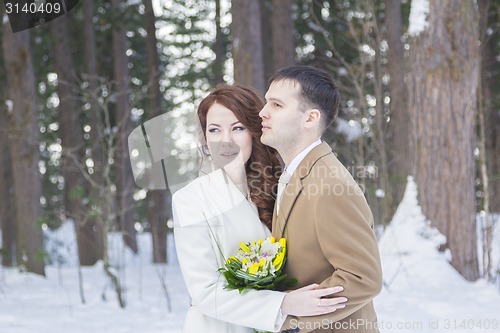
[{"left": 304, "top": 109, "right": 321, "bottom": 129}]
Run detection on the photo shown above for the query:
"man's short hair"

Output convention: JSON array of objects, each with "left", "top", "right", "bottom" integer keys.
[{"left": 269, "top": 65, "right": 340, "bottom": 133}]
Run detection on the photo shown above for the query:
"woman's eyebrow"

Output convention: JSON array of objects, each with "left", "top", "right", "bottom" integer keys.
[{"left": 208, "top": 121, "right": 242, "bottom": 127}]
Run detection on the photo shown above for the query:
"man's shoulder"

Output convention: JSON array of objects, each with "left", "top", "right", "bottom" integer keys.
[
  {"left": 300, "top": 152, "right": 367, "bottom": 200},
  {"left": 306, "top": 152, "right": 352, "bottom": 182}
]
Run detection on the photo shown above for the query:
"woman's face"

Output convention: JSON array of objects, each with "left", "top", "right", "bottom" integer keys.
[{"left": 205, "top": 102, "right": 253, "bottom": 169}]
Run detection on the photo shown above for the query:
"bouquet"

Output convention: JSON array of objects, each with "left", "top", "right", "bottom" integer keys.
[{"left": 219, "top": 236, "right": 297, "bottom": 293}]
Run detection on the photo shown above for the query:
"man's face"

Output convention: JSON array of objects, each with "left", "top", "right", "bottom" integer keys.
[{"left": 259, "top": 79, "right": 305, "bottom": 152}]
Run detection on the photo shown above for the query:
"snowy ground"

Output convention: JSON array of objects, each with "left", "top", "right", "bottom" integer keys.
[
  {"left": 376, "top": 179, "right": 500, "bottom": 333},
  {"left": 0, "top": 231, "right": 189, "bottom": 333},
  {"left": 1, "top": 178, "right": 499, "bottom": 333}
]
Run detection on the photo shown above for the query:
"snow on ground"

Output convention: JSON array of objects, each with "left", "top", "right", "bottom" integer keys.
[
  {"left": 0, "top": 230, "right": 189, "bottom": 333},
  {"left": 1, "top": 177, "right": 499, "bottom": 332},
  {"left": 376, "top": 177, "right": 500, "bottom": 332}
]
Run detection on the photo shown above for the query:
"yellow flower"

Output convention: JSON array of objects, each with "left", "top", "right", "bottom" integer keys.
[
  {"left": 269, "top": 236, "right": 276, "bottom": 244},
  {"left": 239, "top": 241, "right": 251, "bottom": 253},
  {"left": 279, "top": 238, "right": 286, "bottom": 248},
  {"left": 279, "top": 238, "right": 287, "bottom": 256},
  {"left": 258, "top": 239, "right": 263, "bottom": 245},
  {"left": 242, "top": 258, "right": 249, "bottom": 265},
  {"left": 248, "top": 263, "right": 260, "bottom": 275},
  {"left": 227, "top": 256, "right": 240, "bottom": 264},
  {"left": 259, "top": 258, "right": 266, "bottom": 267},
  {"left": 273, "top": 252, "right": 284, "bottom": 270}
]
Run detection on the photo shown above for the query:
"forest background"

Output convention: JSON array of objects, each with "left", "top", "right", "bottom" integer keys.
[{"left": 0, "top": 0, "right": 499, "bottom": 303}]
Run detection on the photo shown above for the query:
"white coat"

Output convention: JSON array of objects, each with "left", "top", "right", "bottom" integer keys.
[{"left": 172, "top": 169, "right": 286, "bottom": 333}]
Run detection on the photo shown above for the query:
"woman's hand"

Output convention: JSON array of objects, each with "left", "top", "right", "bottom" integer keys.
[{"left": 280, "top": 284, "right": 347, "bottom": 317}]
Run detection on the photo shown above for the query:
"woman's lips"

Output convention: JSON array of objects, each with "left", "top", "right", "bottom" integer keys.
[{"left": 220, "top": 152, "right": 238, "bottom": 158}]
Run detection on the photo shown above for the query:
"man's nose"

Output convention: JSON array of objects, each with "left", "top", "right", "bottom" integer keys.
[{"left": 259, "top": 105, "right": 268, "bottom": 119}]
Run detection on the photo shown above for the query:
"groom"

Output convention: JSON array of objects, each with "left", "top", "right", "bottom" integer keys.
[{"left": 259, "top": 66, "right": 382, "bottom": 333}]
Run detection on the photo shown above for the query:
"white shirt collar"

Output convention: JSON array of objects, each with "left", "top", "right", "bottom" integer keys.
[{"left": 285, "top": 139, "right": 322, "bottom": 176}]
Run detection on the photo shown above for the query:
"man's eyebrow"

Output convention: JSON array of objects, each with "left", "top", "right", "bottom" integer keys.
[{"left": 265, "top": 97, "right": 285, "bottom": 104}]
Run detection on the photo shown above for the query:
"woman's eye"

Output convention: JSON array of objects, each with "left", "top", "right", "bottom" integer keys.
[
  {"left": 273, "top": 102, "right": 281, "bottom": 108},
  {"left": 208, "top": 128, "right": 220, "bottom": 133},
  {"left": 233, "top": 126, "right": 246, "bottom": 131}
]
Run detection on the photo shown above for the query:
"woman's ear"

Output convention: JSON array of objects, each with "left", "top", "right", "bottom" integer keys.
[{"left": 202, "top": 144, "right": 211, "bottom": 156}]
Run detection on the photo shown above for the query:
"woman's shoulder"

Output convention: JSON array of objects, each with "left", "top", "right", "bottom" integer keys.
[
  {"left": 172, "top": 169, "right": 224, "bottom": 203},
  {"left": 172, "top": 169, "right": 230, "bottom": 227}
]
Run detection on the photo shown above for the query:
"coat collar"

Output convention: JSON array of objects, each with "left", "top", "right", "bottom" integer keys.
[
  {"left": 292, "top": 142, "right": 332, "bottom": 180},
  {"left": 273, "top": 142, "right": 332, "bottom": 238}
]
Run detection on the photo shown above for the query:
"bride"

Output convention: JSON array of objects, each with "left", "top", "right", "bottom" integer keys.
[{"left": 173, "top": 85, "right": 347, "bottom": 333}]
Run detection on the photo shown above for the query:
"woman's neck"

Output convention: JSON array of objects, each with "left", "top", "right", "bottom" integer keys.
[{"left": 223, "top": 165, "right": 248, "bottom": 197}]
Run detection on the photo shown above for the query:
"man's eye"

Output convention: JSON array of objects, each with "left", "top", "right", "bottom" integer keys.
[{"left": 273, "top": 102, "right": 281, "bottom": 108}]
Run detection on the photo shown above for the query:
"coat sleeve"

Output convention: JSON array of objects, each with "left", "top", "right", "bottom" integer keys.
[
  {"left": 280, "top": 176, "right": 382, "bottom": 332},
  {"left": 315, "top": 180, "right": 382, "bottom": 313},
  {"left": 172, "top": 190, "right": 287, "bottom": 332}
]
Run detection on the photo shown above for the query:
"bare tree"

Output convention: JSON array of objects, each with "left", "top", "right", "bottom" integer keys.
[
  {"left": 95, "top": 80, "right": 127, "bottom": 308},
  {"left": 0, "top": 7, "right": 16, "bottom": 267},
  {"left": 385, "top": 0, "right": 409, "bottom": 207},
  {"left": 408, "top": 0, "right": 480, "bottom": 280},
  {"left": 367, "top": 0, "right": 392, "bottom": 226},
  {"left": 480, "top": 0, "right": 500, "bottom": 214},
  {"left": 81, "top": 0, "right": 105, "bottom": 266},
  {"left": 478, "top": 0, "right": 499, "bottom": 280},
  {"left": 213, "top": 0, "right": 225, "bottom": 85},
  {"left": 2, "top": 24, "right": 44, "bottom": 276},
  {"left": 143, "top": 0, "right": 170, "bottom": 263},
  {"left": 231, "top": 0, "right": 266, "bottom": 96},
  {"left": 111, "top": 0, "right": 137, "bottom": 253},
  {"left": 308, "top": 0, "right": 392, "bottom": 226},
  {"left": 0, "top": 78, "right": 16, "bottom": 268},
  {"left": 50, "top": 14, "right": 102, "bottom": 266}
]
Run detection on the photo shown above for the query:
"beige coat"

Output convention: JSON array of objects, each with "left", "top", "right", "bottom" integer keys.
[{"left": 272, "top": 142, "right": 382, "bottom": 333}]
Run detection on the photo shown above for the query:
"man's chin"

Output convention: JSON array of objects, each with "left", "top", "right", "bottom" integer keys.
[{"left": 260, "top": 134, "right": 272, "bottom": 146}]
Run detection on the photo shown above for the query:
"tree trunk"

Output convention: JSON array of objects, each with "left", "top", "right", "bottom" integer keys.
[
  {"left": 111, "top": 0, "right": 137, "bottom": 253},
  {"left": 143, "top": 0, "right": 170, "bottom": 263},
  {"left": 271, "top": 0, "right": 295, "bottom": 71},
  {"left": 0, "top": 9, "right": 16, "bottom": 267},
  {"left": 82, "top": 0, "right": 105, "bottom": 266},
  {"left": 371, "top": 3, "right": 392, "bottom": 226},
  {"left": 213, "top": 0, "right": 225, "bottom": 85},
  {"left": 0, "top": 82, "right": 17, "bottom": 268},
  {"left": 50, "top": 14, "right": 96, "bottom": 265},
  {"left": 408, "top": 0, "right": 479, "bottom": 281},
  {"left": 260, "top": 0, "right": 273, "bottom": 84},
  {"left": 231, "top": 0, "right": 265, "bottom": 96},
  {"left": 385, "top": 0, "right": 409, "bottom": 207},
  {"left": 2, "top": 24, "right": 44, "bottom": 276},
  {"left": 480, "top": 0, "right": 500, "bottom": 213}
]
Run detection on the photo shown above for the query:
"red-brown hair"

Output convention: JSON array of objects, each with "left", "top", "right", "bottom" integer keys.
[{"left": 197, "top": 84, "right": 281, "bottom": 227}]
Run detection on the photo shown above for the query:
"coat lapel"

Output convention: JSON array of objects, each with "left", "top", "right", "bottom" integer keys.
[
  {"left": 272, "top": 142, "right": 333, "bottom": 238},
  {"left": 273, "top": 176, "right": 302, "bottom": 238}
]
